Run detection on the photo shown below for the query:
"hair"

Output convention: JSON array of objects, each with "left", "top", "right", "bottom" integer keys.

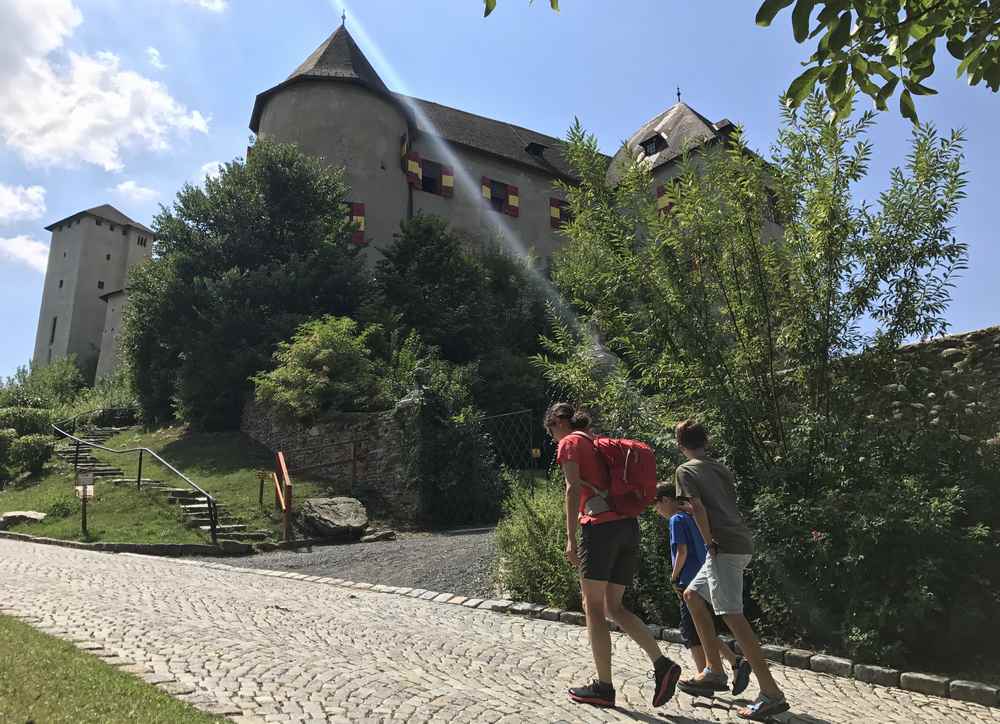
[
  {"left": 544, "top": 402, "right": 591, "bottom": 431},
  {"left": 675, "top": 418, "right": 708, "bottom": 450},
  {"left": 655, "top": 483, "right": 677, "bottom": 501}
]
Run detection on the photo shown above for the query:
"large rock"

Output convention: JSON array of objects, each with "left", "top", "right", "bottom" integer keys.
[
  {"left": 298, "top": 498, "right": 368, "bottom": 540},
  {"left": 0, "top": 511, "right": 46, "bottom": 528}
]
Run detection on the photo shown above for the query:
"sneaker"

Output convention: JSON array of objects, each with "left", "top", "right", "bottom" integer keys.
[
  {"left": 737, "top": 692, "right": 790, "bottom": 721},
  {"left": 678, "top": 667, "right": 729, "bottom": 695},
  {"left": 568, "top": 679, "right": 616, "bottom": 707},
  {"left": 651, "top": 655, "right": 682, "bottom": 707},
  {"left": 732, "top": 656, "right": 752, "bottom": 696}
]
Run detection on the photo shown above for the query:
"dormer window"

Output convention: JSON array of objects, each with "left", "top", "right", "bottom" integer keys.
[
  {"left": 525, "top": 142, "right": 548, "bottom": 157},
  {"left": 640, "top": 134, "right": 666, "bottom": 156}
]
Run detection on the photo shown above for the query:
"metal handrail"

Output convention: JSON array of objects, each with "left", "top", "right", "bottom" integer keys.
[{"left": 51, "top": 408, "right": 220, "bottom": 544}]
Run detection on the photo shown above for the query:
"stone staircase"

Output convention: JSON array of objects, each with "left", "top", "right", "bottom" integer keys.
[{"left": 55, "top": 427, "right": 273, "bottom": 544}]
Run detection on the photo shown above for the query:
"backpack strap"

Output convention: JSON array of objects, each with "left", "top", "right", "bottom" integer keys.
[{"left": 564, "top": 431, "right": 607, "bottom": 499}]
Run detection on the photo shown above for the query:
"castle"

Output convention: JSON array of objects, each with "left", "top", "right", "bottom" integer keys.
[{"left": 33, "top": 22, "right": 735, "bottom": 380}]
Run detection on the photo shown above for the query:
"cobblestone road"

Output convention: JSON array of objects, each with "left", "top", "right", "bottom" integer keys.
[{"left": 1, "top": 540, "right": 996, "bottom": 724}]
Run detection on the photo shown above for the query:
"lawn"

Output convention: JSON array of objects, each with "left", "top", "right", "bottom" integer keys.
[
  {"left": 0, "top": 425, "right": 331, "bottom": 544},
  {"left": 0, "top": 614, "right": 225, "bottom": 723}
]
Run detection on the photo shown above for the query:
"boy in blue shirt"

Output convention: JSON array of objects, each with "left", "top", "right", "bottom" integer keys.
[{"left": 654, "top": 484, "right": 751, "bottom": 695}]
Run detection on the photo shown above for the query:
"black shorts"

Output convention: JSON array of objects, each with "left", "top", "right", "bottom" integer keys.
[
  {"left": 580, "top": 517, "right": 639, "bottom": 586},
  {"left": 678, "top": 597, "right": 701, "bottom": 649}
]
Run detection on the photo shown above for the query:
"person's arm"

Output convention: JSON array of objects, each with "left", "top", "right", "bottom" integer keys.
[
  {"left": 688, "top": 497, "right": 717, "bottom": 556},
  {"left": 672, "top": 543, "right": 688, "bottom": 582},
  {"left": 562, "top": 459, "right": 583, "bottom": 568}
]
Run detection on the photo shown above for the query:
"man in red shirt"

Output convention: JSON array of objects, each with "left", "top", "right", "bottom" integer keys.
[{"left": 546, "top": 402, "right": 681, "bottom": 709}]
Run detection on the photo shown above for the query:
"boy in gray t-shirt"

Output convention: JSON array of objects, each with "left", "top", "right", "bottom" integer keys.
[{"left": 673, "top": 419, "right": 789, "bottom": 721}]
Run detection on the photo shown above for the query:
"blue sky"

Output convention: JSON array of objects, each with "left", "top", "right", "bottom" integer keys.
[{"left": 0, "top": 0, "right": 996, "bottom": 380}]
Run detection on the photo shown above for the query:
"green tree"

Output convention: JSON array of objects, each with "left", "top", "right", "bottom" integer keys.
[
  {"left": 530, "top": 99, "right": 999, "bottom": 666},
  {"left": 374, "top": 214, "right": 550, "bottom": 414},
  {"left": 120, "top": 140, "right": 369, "bottom": 430},
  {"left": 0, "top": 357, "right": 85, "bottom": 410},
  {"left": 252, "top": 316, "right": 386, "bottom": 424},
  {"left": 757, "top": 0, "right": 1000, "bottom": 122}
]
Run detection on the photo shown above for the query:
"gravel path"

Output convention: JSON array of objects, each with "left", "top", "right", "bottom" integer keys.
[{"left": 214, "top": 529, "right": 498, "bottom": 598}]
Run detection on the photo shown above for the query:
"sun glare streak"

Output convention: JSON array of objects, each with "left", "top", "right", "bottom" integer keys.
[{"left": 332, "top": 1, "right": 606, "bottom": 352}]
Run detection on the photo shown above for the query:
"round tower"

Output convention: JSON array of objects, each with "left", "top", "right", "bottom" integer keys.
[{"left": 250, "top": 24, "right": 412, "bottom": 252}]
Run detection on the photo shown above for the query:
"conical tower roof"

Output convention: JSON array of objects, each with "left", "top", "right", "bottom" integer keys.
[
  {"left": 286, "top": 25, "right": 390, "bottom": 94},
  {"left": 250, "top": 25, "right": 397, "bottom": 133}
]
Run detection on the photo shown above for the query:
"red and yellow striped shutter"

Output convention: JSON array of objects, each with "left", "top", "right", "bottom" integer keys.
[
  {"left": 441, "top": 166, "right": 455, "bottom": 198},
  {"left": 656, "top": 184, "right": 672, "bottom": 214},
  {"left": 481, "top": 176, "right": 491, "bottom": 200},
  {"left": 404, "top": 152, "right": 422, "bottom": 187},
  {"left": 550, "top": 198, "right": 562, "bottom": 228},
  {"left": 351, "top": 203, "right": 366, "bottom": 245},
  {"left": 506, "top": 185, "right": 519, "bottom": 217}
]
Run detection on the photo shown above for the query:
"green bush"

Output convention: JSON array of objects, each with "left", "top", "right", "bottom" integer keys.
[
  {"left": 10, "top": 434, "right": 55, "bottom": 475},
  {"left": 0, "top": 357, "right": 84, "bottom": 409},
  {"left": 494, "top": 472, "right": 581, "bottom": 611},
  {"left": 0, "top": 428, "right": 16, "bottom": 466},
  {"left": 0, "top": 408, "right": 52, "bottom": 436},
  {"left": 46, "top": 498, "right": 77, "bottom": 519},
  {"left": 252, "top": 316, "right": 387, "bottom": 423}
]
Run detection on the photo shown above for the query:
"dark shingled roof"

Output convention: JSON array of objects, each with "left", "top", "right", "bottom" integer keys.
[
  {"left": 251, "top": 25, "right": 600, "bottom": 179},
  {"left": 287, "top": 25, "right": 391, "bottom": 95},
  {"left": 607, "top": 102, "right": 733, "bottom": 184},
  {"left": 397, "top": 95, "right": 589, "bottom": 181},
  {"left": 45, "top": 204, "right": 154, "bottom": 235}
]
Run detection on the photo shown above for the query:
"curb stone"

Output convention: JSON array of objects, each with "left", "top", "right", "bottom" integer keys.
[
  {"left": 811, "top": 654, "right": 853, "bottom": 677},
  {"left": 949, "top": 680, "right": 999, "bottom": 707},
  {"left": 901, "top": 672, "right": 950, "bottom": 697},
  {"left": 854, "top": 664, "right": 900, "bottom": 688},
  {"left": 761, "top": 644, "right": 786, "bottom": 662},
  {"left": 785, "top": 649, "right": 815, "bottom": 669}
]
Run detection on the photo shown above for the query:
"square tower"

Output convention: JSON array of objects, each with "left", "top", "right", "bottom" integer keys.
[{"left": 32, "top": 205, "right": 153, "bottom": 381}]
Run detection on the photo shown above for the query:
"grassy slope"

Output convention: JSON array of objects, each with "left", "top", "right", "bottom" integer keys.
[
  {"left": 0, "top": 614, "right": 225, "bottom": 724},
  {"left": 0, "top": 426, "right": 330, "bottom": 543}
]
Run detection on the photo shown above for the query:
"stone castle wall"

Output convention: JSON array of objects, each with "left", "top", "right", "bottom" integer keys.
[{"left": 240, "top": 400, "right": 420, "bottom": 524}]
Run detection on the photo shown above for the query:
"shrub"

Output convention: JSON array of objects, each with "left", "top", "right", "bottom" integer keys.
[
  {"left": 252, "top": 316, "right": 387, "bottom": 424},
  {"left": 0, "top": 357, "right": 84, "bottom": 409},
  {"left": 0, "top": 428, "right": 16, "bottom": 466},
  {"left": 10, "top": 434, "right": 55, "bottom": 475},
  {"left": 46, "top": 498, "right": 77, "bottom": 519},
  {"left": 0, "top": 407, "right": 52, "bottom": 436},
  {"left": 494, "top": 472, "right": 581, "bottom": 611}
]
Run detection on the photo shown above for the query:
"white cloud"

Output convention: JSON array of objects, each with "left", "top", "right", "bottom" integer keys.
[
  {"left": 179, "top": 0, "right": 228, "bottom": 11},
  {"left": 146, "top": 46, "right": 166, "bottom": 71},
  {"left": 199, "top": 160, "right": 224, "bottom": 183},
  {"left": 114, "top": 180, "right": 159, "bottom": 202},
  {"left": 0, "top": 0, "right": 209, "bottom": 172},
  {"left": 0, "top": 184, "right": 46, "bottom": 224},
  {"left": 0, "top": 235, "right": 49, "bottom": 273}
]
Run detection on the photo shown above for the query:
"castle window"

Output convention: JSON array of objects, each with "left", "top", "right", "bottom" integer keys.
[
  {"left": 96, "top": 218, "right": 102, "bottom": 226},
  {"left": 421, "top": 160, "right": 442, "bottom": 195},
  {"left": 106, "top": 254, "right": 111, "bottom": 261},
  {"left": 344, "top": 202, "right": 366, "bottom": 245},
  {"left": 481, "top": 177, "right": 519, "bottom": 217},
  {"left": 58, "top": 280, "right": 63, "bottom": 289},
  {"left": 526, "top": 142, "right": 548, "bottom": 157},
  {"left": 641, "top": 134, "right": 666, "bottom": 156},
  {"left": 49, "top": 316, "right": 57, "bottom": 345},
  {"left": 109, "top": 223, "right": 115, "bottom": 231},
  {"left": 549, "top": 198, "right": 572, "bottom": 229},
  {"left": 97, "top": 281, "right": 105, "bottom": 290}
]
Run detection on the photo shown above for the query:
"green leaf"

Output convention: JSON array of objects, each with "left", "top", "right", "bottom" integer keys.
[
  {"left": 785, "top": 66, "right": 822, "bottom": 106},
  {"left": 756, "top": 0, "right": 795, "bottom": 27},
  {"left": 956, "top": 46, "right": 983, "bottom": 78},
  {"left": 899, "top": 89, "right": 918, "bottom": 123},
  {"left": 830, "top": 11, "right": 852, "bottom": 51},
  {"left": 792, "top": 0, "right": 816, "bottom": 43},
  {"left": 903, "top": 77, "right": 938, "bottom": 96},
  {"left": 946, "top": 38, "right": 965, "bottom": 60},
  {"left": 829, "top": 62, "right": 849, "bottom": 97},
  {"left": 550, "top": 0, "right": 559, "bottom": 10},
  {"left": 484, "top": 0, "right": 496, "bottom": 17},
  {"left": 876, "top": 76, "right": 899, "bottom": 105},
  {"left": 853, "top": 66, "right": 880, "bottom": 97}
]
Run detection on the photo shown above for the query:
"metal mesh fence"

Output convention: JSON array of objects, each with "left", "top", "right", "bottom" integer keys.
[{"left": 480, "top": 409, "right": 554, "bottom": 472}]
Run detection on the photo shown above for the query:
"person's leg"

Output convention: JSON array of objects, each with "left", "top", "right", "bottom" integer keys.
[
  {"left": 723, "top": 614, "right": 782, "bottom": 698},
  {"left": 678, "top": 598, "right": 706, "bottom": 671},
  {"left": 581, "top": 578, "right": 613, "bottom": 684},
  {"left": 683, "top": 565, "right": 725, "bottom": 674},
  {"left": 604, "top": 582, "right": 662, "bottom": 663}
]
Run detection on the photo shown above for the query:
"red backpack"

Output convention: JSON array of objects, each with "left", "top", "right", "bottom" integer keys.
[{"left": 571, "top": 432, "right": 658, "bottom": 517}]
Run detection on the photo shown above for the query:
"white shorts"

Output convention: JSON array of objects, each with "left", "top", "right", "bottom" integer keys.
[{"left": 688, "top": 553, "right": 752, "bottom": 616}]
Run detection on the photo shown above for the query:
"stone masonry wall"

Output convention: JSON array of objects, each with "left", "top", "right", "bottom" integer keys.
[{"left": 240, "top": 401, "right": 420, "bottom": 525}]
